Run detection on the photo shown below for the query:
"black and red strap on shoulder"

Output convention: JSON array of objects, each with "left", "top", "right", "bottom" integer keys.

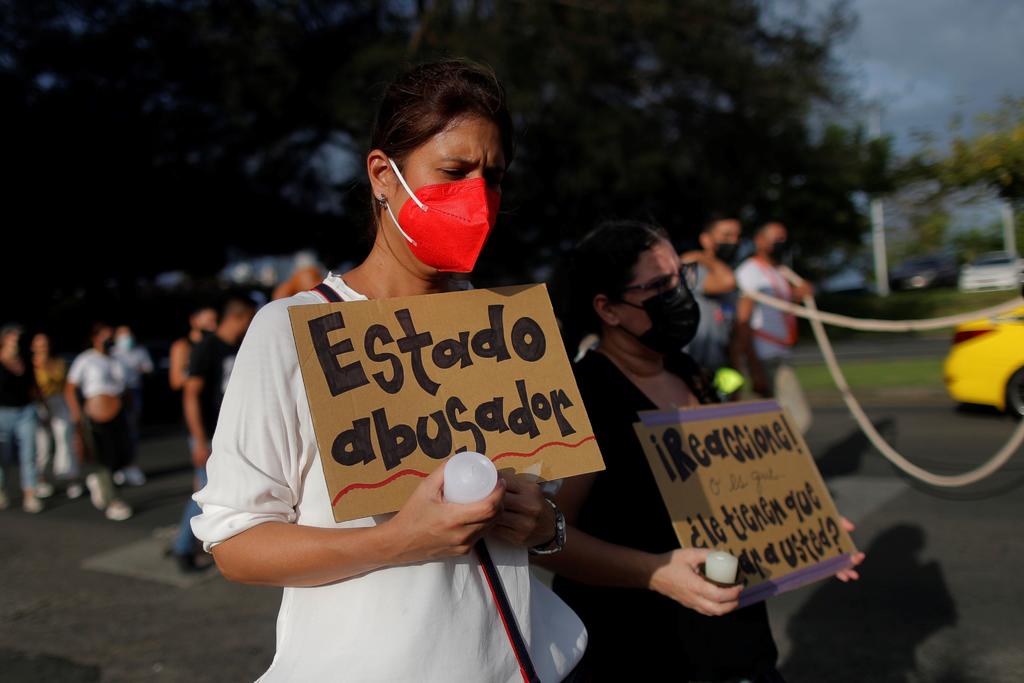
[
  {"left": 310, "top": 282, "right": 342, "bottom": 303},
  {"left": 475, "top": 539, "right": 540, "bottom": 683}
]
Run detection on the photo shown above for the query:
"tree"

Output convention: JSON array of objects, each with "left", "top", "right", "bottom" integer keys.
[
  {"left": 2, "top": 0, "right": 876, "bottom": 320},
  {"left": 926, "top": 97, "right": 1024, "bottom": 208}
]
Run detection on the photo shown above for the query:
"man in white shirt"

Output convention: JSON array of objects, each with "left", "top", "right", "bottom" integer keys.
[{"left": 734, "top": 222, "right": 813, "bottom": 432}]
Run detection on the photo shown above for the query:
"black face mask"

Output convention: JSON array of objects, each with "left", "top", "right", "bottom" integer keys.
[
  {"left": 714, "top": 242, "right": 739, "bottom": 264},
  {"left": 619, "top": 282, "right": 701, "bottom": 354},
  {"left": 769, "top": 241, "right": 788, "bottom": 262},
  {"left": 102, "top": 338, "right": 115, "bottom": 354}
]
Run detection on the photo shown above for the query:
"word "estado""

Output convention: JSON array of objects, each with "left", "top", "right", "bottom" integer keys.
[{"left": 308, "top": 304, "right": 546, "bottom": 397}]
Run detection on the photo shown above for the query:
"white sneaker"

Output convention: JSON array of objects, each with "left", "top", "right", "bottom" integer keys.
[
  {"left": 122, "top": 466, "right": 147, "bottom": 487},
  {"left": 35, "top": 482, "right": 55, "bottom": 499},
  {"left": 66, "top": 483, "right": 85, "bottom": 499},
  {"left": 85, "top": 473, "right": 108, "bottom": 510},
  {"left": 22, "top": 495, "right": 44, "bottom": 514},
  {"left": 105, "top": 499, "right": 133, "bottom": 521}
]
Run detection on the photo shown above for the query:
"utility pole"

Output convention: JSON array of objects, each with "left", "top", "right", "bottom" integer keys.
[
  {"left": 1002, "top": 201, "right": 1018, "bottom": 256},
  {"left": 869, "top": 106, "right": 890, "bottom": 296}
]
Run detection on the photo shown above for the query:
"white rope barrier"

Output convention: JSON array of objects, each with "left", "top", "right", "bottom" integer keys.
[
  {"left": 741, "top": 268, "right": 1024, "bottom": 488},
  {"left": 739, "top": 288, "right": 1023, "bottom": 332}
]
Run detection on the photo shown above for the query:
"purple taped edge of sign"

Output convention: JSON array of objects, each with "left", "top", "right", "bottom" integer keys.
[
  {"left": 638, "top": 399, "right": 782, "bottom": 427},
  {"left": 737, "top": 553, "right": 855, "bottom": 608}
]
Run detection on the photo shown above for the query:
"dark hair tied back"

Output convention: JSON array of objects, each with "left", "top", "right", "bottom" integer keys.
[
  {"left": 371, "top": 58, "right": 515, "bottom": 167},
  {"left": 562, "top": 220, "right": 671, "bottom": 349}
]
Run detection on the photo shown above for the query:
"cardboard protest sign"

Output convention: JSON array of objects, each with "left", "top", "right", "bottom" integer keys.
[
  {"left": 289, "top": 284, "right": 605, "bottom": 522},
  {"left": 633, "top": 400, "right": 857, "bottom": 606}
]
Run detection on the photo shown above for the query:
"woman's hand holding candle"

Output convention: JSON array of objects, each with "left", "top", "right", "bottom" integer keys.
[
  {"left": 491, "top": 471, "right": 557, "bottom": 548},
  {"left": 648, "top": 548, "right": 742, "bottom": 617},
  {"left": 384, "top": 464, "right": 505, "bottom": 565}
]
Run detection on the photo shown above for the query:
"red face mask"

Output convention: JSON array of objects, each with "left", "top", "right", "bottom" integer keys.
[{"left": 383, "top": 158, "right": 501, "bottom": 273}]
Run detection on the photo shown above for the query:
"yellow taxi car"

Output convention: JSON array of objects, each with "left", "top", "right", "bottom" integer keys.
[{"left": 944, "top": 305, "right": 1024, "bottom": 416}]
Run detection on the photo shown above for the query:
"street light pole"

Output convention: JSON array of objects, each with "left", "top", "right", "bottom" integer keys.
[
  {"left": 869, "top": 106, "right": 890, "bottom": 296},
  {"left": 1002, "top": 201, "right": 1018, "bottom": 256}
]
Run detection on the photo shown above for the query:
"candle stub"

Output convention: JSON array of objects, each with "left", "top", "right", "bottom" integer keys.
[
  {"left": 704, "top": 551, "right": 739, "bottom": 584},
  {"left": 443, "top": 451, "right": 498, "bottom": 504}
]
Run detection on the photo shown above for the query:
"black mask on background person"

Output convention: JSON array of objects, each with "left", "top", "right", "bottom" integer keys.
[
  {"left": 768, "top": 240, "right": 788, "bottom": 262},
  {"left": 619, "top": 282, "right": 701, "bottom": 354},
  {"left": 714, "top": 242, "right": 739, "bottom": 264}
]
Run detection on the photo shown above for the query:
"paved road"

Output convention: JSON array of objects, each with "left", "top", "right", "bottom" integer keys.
[{"left": 1, "top": 401, "right": 1021, "bottom": 682}]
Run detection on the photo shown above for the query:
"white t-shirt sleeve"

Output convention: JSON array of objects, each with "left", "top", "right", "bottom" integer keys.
[
  {"left": 691, "top": 262, "right": 709, "bottom": 296},
  {"left": 67, "top": 354, "right": 85, "bottom": 386},
  {"left": 191, "top": 301, "right": 304, "bottom": 552},
  {"left": 735, "top": 259, "right": 764, "bottom": 295}
]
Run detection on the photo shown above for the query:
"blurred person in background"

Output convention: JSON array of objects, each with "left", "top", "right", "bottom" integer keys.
[
  {"left": 681, "top": 214, "right": 744, "bottom": 398},
  {"left": 271, "top": 264, "right": 323, "bottom": 300},
  {"left": 111, "top": 324, "right": 153, "bottom": 486},
  {"left": 171, "top": 295, "right": 255, "bottom": 571},
  {"left": 733, "top": 222, "right": 814, "bottom": 432},
  {"left": 65, "top": 322, "right": 133, "bottom": 521},
  {"left": 31, "top": 332, "right": 83, "bottom": 500},
  {"left": 168, "top": 306, "right": 218, "bottom": 392},
  {"left": 0, "top": 322, "right": 44, "bottom": 513}
]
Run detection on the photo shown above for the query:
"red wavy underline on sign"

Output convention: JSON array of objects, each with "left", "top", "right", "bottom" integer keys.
[
  {"left": 331, "top": 434, "right": 597, "bottom": 507},
  {"left": 332, "top": 469, "right": 429, "bottom": 505},
  {"left": 489, "top": 435, "right": 597, "bottom": 463}
]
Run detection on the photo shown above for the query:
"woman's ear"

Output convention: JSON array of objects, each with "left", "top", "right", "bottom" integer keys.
[
  {"left": 367, "top": 149, "right": 393, "bottom": 203},
  {"left": 593, "top": 293, "right": 620, "bottom": 327}
]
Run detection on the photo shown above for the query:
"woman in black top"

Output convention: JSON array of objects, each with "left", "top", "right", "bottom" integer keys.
[{"left": 537, "top": 221, "right": 862, "bottom": 682}]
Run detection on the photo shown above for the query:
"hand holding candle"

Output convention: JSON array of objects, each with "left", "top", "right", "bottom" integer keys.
[{"left": 443, "top": 451, "right": 499, "bottom": 504}]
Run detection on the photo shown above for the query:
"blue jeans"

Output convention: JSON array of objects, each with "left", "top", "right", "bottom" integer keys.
[
  {"left": 172, "top": 462, "right": 207, "bottom": 557},
  {"left": 0, "top": 404, "right": 39, "bottom": 491}
]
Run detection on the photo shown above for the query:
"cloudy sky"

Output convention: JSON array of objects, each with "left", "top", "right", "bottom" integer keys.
[{"left": 839, "top": 0, "right": 1024, "bottom": 153}]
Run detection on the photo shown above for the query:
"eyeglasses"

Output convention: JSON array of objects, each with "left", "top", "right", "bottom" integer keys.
[{"left": 621, "top": 262, "right": 698, "bottom": 296}]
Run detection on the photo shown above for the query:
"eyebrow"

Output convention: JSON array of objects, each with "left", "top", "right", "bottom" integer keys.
[{"left": 441, "top": 156, "right": 506, "bottom": 172}]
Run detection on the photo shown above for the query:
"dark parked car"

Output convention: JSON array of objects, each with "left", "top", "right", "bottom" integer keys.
[{"left": 889, "top": 254, "right": 959, "bottom": 291}]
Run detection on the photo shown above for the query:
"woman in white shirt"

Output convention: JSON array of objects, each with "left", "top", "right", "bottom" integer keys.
[{"left": 191, "top": 59, "right": 587, "bottom": 682}]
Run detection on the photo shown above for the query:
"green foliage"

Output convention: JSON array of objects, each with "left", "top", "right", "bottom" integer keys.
[
  {"left": 952, "top": 223, "right": 1007, "bottom": 264},
  {"left": 910, "top": 97, "right": 1024, "bottom": 206}
]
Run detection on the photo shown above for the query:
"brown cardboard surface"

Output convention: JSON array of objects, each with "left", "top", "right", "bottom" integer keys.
[
  {"left": 289, "top": 283, "right": 605, "bottom": 522},
  {"left": 633, "top": 400, "right": 857, "bottom": 596}
]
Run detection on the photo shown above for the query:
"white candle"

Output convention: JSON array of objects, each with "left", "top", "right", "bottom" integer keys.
[
  {"left": 443, "top": 451, "right": 498, "bottom": 504},
  {"left": 704, "top": 551, "right": 739, "bottom": 584}
]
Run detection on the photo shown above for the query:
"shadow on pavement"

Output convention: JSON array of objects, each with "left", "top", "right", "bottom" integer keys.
[
  {"left": 0, "top": 648, "right": 100, "bottom": 682},
  {"left": 814, "top": 418, "right": 895, "bottom": 479},
  {"left": 781, "top": 524, "right": 958, "bottom": 683}
]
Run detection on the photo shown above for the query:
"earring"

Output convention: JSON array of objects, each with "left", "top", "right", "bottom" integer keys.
[{"left": 376, "top": 193, "right": 387, "bottom": 207}]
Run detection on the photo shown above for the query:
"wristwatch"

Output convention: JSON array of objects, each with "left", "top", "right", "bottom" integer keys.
[{"left": 529, "top": 497, "right": 566, "bottom": 555}]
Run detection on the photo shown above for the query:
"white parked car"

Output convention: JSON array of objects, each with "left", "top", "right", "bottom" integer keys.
[{"left": 958, "top": 251, "right": 1024, "bottom": 292}]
